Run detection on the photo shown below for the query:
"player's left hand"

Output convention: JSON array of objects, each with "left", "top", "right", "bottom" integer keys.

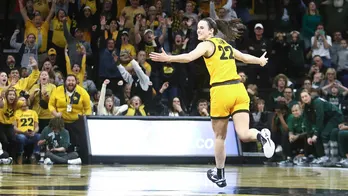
[
  {"left": 149, "top": 48, "right": 170, "bottom": 62},
  {"left": 259, "top": 52, "right": 268, "bottom": 67}
]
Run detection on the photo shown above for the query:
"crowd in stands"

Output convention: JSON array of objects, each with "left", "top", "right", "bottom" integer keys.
[{"left": 0, "top": 0, "right": 347, "bottom": 167}]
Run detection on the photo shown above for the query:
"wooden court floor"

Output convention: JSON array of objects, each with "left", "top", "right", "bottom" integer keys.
[{"left": 0, "top": 165, "right": 347, "bottom": 196}]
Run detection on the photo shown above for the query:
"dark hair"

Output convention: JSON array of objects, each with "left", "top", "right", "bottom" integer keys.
[
  {"left": 65, "top": 74, "right": 77, "bottom": 83},
  {"left": 49, "top": 117, "right": 65, "bottom": 131},
  {"left": 197, "top": 99, "right": 208, "bottom": 107},
  {"left": 201, "top": 17, "right": 246, "bottom": 41},
  {"left": 5, "top": 88, "right": 18, "bottom": 108}
]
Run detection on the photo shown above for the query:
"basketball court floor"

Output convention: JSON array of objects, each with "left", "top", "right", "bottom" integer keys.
[{"left": 0, "top": 165, "right": 347, "bottom": 196}]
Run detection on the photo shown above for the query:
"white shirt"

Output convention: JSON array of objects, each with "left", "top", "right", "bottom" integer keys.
[{"left": 311, "top": 35, "right": 332, "bottom": 59}]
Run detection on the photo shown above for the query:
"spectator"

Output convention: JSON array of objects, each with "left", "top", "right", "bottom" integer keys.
[
  {"left": 0, "top": 89, "right": 18, "bottom": 157},
  {"left": 295, "top": 78, "right": 312, "bottom": 101},
  {"left": 10, "top": 29, "right": 42, "bottom": 69},
  {"left": 29, "top": 71, "right": 56, "bottom": 133},
  {"left": 330, "top": 31, "right": 343, "bottom": 68},
  {"left": 98, "top": 16, "right": 123, "bottom": 98},
  {"left": 337, "top": 39, "right": 348, "bottom": 86},
  {"left": 41, "top": 60, "right": 56, "bottom": 84},
  {"left": 311, "top": 24, "right": 332, "bottom": 68},
  {"left": 312, "top": 72, "right": 323, "bottom": 89},
  {"left": 97, "top": 79, "right": 128, "bottom": 116},
  {"left": 18, "top": 0, "right": 55, "bottom": 64},
  {"left": 190, "top": 99, "right": 209, "bottom": 116},
  {"left": 51, "top": 9, "right": 71, "bottom": 72},
  {"left": 301, "top": 1, "right": 322, "bottom": 49},
  {"left": 166, "top": 97, "right": 188, "bottom": 116},
  {"left": 38, "top": 117, "right": 82, "bottom": 165},
  {"left": 271, "top": 103, "right": 290, "bottom": 158},
  {"left": 322, "top": 82, "right": 348, "bottom": 109},
  {"left": 49, "top": 74, "right": 92, "bottom": 154},
  {"left": 116, "top": 53, "right": 151, "bottom": 105},
  {"left": 250, "top": 98, "right": 268, "bottom": 128},
  {"left": 319, "top": 68, "right": 342, "bottom": 91},
  {"left": 63, "top": 17, "right": 93, "bottom": 66},
  {"left": 121, "top": 0, "right": 146, "bottom": 29},
  {"left": 268, "top": 74, "right": 288, "bottom": 111},
  {"left": 33, "top": 0, "right": 50, "bottom": 20},
  {"left": 246, "top": 23, "right": 272, "bottom": 87},
  {"left": 47, "top": 48, "right": 59, "bottom": 68},
  {"left": 80, "top": 0, "right": 97, "bottom": 15},
  {"left": 279, "top": 104, "right": 310, "bottom": 165},
  {"left": 288, "top": 31, "right": 306, "bottom": 78},
  {"left": 125, "top": 96, "right": 147, "bottom": 116},
  {"left": 64, "top": 45, "right": 87, "bottom": 86},
  {"left": 83, "top": 72, "right": 97, "bottom": 100},
  {"left": 272, "top": 32, "right": 290, "bottom": 76},
  {"left": 75, "top": 6, "right": 96, "bottom": 44},
  {"left": 13, "top": 97, "right": 40, "bottom": 164},
  {"left": 283, "top": 87, "right": 298, "bottom": 110},
  {"left": 120, "top": 31, "right": 136, "bottom": 59},
  {"left": 9, "top": 57, "right": 40, "bottom": 97},
  {"left": 301, "top": 90, "right": 343, "bottom": 166}
]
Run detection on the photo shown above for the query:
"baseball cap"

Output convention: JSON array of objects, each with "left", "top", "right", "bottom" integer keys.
[
  {"left": 144, "top": 29, "right": 153, "bottom": 35},
  {"left": 83, "top": 6, "right": 91, "bottom": 11},
  {"left": 121, "top": 31, "right": 129, "bottom": 35},
  {"left": 48, "top": 48, "right": 57, "bottom": 55},
  {"left": 254, "top": 23, "right": 264, "bottom": 29}
]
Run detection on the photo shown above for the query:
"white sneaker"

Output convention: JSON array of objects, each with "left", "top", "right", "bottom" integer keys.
[
  {"left": 260, "top": 128, "right": 275, "bottom": 158},
  {"left": 68, "top": 158, "right": 82, "bottom": 165},
  {"left": 44, "top": 158, "right": 53, "bottom": 165},
  {"left": 275, "top": 145, "right": 283, "bottom": 153},
  {"left": 0, "top": 157, "right": 13, "bottom": 165}
]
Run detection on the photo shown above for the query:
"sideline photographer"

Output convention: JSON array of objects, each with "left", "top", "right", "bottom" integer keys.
[{"left": 38, "top": 117, "right": 81, "bottom": 165}]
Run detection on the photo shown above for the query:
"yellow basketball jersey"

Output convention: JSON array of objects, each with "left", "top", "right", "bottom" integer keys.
[
  {"left": 203, "top": 38, "right": 240, "bottom": 85},
  {"left": 14, "top": 109, "right": 38, "bottom": 133}
]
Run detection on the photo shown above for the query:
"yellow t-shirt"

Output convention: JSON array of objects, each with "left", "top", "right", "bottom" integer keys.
[
  {"left": 121, "top": 44, "right": 136, "bottom": 57},
  {"left": 80, "top": 0, "right": 97, "bottom": 14},
  {"left": 121, "top": 6, "right": 146, "bottom": 29},
  {"left": 0, "top": 100, "right": 20, "bottom": 125},
  {"left": 203, "top": 37, "right": 240, "bottom": 85},
  {"left": 33, "top": 0, "right": 50, "bottom": 19},
  {"left": 51, "top": 17, "right": 71, "bottom": 48},
  {"left": 200, "top": 0, "right": 227, "bottom": 15},
  {"left": 12, "top": 69, "right": 40, "bottom": 96},
  {"left": 29, "top": 83, "right": 56, "bottom": 119},
  {"left": 65, "top": 54, "right": 86, "bottom": 86},
  {"left": 49, "top": 85, "right": 92, "bottom": 123},
  {"left": 14, "top": 109, "right": 38, "bottom": 133},
  {"left": 117, "top": 0, "right": 126, "bottom": 17},
  {"left": 25, "top": 20, "right": 50, "bottom": 53}
]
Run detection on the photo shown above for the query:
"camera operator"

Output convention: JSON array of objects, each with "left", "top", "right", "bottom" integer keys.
[{"left": 38, "top": 117, "right": 81, "bottom": 165}]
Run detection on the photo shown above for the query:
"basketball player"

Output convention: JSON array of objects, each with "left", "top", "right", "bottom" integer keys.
[{"left": 150, "top": 17, "right": 275, "bottom": 188}]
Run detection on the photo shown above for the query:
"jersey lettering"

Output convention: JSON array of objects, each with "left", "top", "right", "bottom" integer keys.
[
  {"left": 218, "top": 45, "right": 234, "bottom": 60},
  {"left": 20, "top": 117, "right": 34, "bottom": 127}
]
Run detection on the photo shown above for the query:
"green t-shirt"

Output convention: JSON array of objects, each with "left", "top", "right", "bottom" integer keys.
[
  {"left": 287, "top": 114, "right": 308, "bottom": 135},
  {"left": 40, "top": 126, "right": 70, "bottom": 150}
]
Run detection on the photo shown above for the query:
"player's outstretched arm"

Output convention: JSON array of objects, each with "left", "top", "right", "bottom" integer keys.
[
  {"left": 150, "top": 41, "right": 211, "bottom": 63},
  {"left": 234, "top": 49, "right": 268, "bottom": 67}
]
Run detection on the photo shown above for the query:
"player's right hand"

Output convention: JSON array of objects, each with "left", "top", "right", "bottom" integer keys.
[{"left": 259, "top": 52, "right": 268, "bottom": 67}]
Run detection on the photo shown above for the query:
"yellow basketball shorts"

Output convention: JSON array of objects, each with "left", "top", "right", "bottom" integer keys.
[{"left": 210, "top": 83, "right": 250, "bottom": 119}]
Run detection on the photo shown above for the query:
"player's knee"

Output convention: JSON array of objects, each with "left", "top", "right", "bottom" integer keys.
[{"left": 214, "top": 132, "right": 227, "bottom": 140}]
